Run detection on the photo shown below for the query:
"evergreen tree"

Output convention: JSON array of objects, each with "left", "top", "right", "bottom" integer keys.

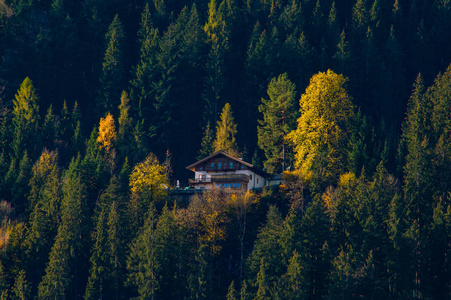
[
  {"left": 98, "top": 15, "right": 125, "bottom": 117},
  {"left": 246, "top": 206, "right": 285, "bottom": 290},
  {"left": 226, "top": 280, "right": 238, "bottom": 300},
  {"left": 11, "top": 270, "right": 30, "bottom": 300},
  {"left": 11, "top": 77, "right": 40, "bottom": 161},
  {"left": 84, "top": 207, "right": 109, "bottom": 300},
  {"left": 41, "top": 105, "right": 57, "bottom": 150},
  {"left": 25, "top": 150, "right": 62, "bottom": 289},
  {"left": 258, "top": 73, "right": 297, "bottom": 174},
  {"left": 126, "top": 204, "right": 159, "bottom": 299},
  {"left": 333, "top": 29, "right": 351, "bottom": 76},
  {"left": 213, "top": 103, "right": 239, "bottom": 157},
  {"left": 117, "top": 91, "right": 133, "bottom": 161},
  {"left": 198, "top": 122, "right": 214, "bottom": 160},
  {"left": 283, "top": 250, "right": 306, "bottom": 300}
]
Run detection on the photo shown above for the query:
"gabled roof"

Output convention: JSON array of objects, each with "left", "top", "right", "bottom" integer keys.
[{"left": 186, "top": 151, "right": 267, "bottom": 177}]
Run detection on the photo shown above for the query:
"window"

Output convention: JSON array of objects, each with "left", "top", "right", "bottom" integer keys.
[
  {"left": 216, "top": 184, "right": 222, "bottom": 188},
  {"left": 200, "top": 167, "right": 203, "bottom": 170},
  {"left": 233, "top": 183, "right": 241, "bottom": 188},
  {"left": 230, "top": 162, "right": 233, "bottom": 167},
  {"left": 250, "top": 175, "right": 252, "bottom": 180},
  {"left": 211, "top": 163, "right": 215, "bottom": 167},
  {"left": 257, "top": 178, "right": 259, "bottom": 184},
  {"left": 224, "top": 183, "right": 231, "bottom": 188},
  {"left": 218, "top": 162, "right": 222, "bottom": 168}
]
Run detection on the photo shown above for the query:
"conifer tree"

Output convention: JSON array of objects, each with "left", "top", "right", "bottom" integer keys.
[
  {"left": 117, "top": 91, "right": 133, "bottom": 160},
  {"left": 213, "top": 103, "right": 239, "bottom": 157},
  {"left": 11, "top": 77, "right": 39, "bottom": 160},
  {"left": 283, "top": 250, "right": 306, "bottom": 300},
  {"left": 11, "top": 151, "right": 31, "bottom": 215},
  {"left": 198, "top": 122, "right": 214, "bottom": 160},
  {"left": 25, "top": 150, "right": 61, "bottom": 287},
  {"left": 84, "top": 207, "right": 109, "bottom": 300},
  {"left": 98, "top": 15, "right": 125, "bottom": 116},
  {"left": 11, "top": 270, "right": 30, "bottom": 300},
  {"left": 226, "top": 281, "right": 237, "bottom": 300},
  {"left": 255, "top": 259, "right": 270, "bottom": 300},
  {"left": 126, "top": 204, "right": 159, "bottom": 299},
  {"left": 38, "top": 156, "right": 87, "bottom": 299},
  {"left": 246, "top": 206, "right": 285, "bottom": 288},
  {"left": 129, "top": 3, "right": 160, "bottom": 123},
  {"left": 41, "top": 105, "right": 57, "bottom": 150},
  {"left": 258, "top": 73, "right": 297, "bottom": 174}
]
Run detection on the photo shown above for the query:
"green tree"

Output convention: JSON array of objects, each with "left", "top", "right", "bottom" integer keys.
[
  {"left": 258, "top": 73, "right": 297, "bottom": 174},
  {"left": 84, "top": 207, "right": 110, "bottom": 300},
  {"left": 213, "top": 103, "right": 239, "bottom": 157},
  {"left": 41, "top": 105, "right": 57, "bottom": 150},
  {"left": 98, "top": 14, "right": 125, "bottom": 116},
  {"left": 37, "top": 156, "right": 87, "bottom": 299},
  {"left": 227, "top": 281, "right": 237, "bottom": 300},
  {"left": 25, "top": 150, "right": 62, "bottom": 288},
  {"left": 126, "top": 204, "right": 159, "bottom": 299},
  {"left": 11, "top": 77, "right": 40, "bottom": 160},
  {"left": 246, "top": 206, "right": 285, "bottom": 290},
  {"left": 283, "top": 250, "right": 306, "bottom": 300},
  {"left": 11, "top": 270, "right": 30, "bottom": 300},
  {"left": 197, "top": 122, "right": 214, "bottom": 160},
  {"left": 117, "top": 91, "right": 133, "bottom": 160},
  {"left": 288, "top": 70, "right": 355, "bottom": 188}
]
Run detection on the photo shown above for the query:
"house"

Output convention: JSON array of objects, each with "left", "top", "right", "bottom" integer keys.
[{"left": 186, "top": 151, "right": 267, "bottom": 190}]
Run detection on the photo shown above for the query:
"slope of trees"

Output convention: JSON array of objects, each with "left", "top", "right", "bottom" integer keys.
[{"left": 0, "top": 0, "right": 450, "bottom": 299}]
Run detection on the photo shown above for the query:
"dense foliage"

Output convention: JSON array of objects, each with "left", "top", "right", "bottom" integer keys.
[{"left": 0, "top": 0, "right": 451, "bottom": 298}]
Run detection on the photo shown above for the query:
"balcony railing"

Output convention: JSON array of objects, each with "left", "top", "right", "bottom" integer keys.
[
  {"left": 189, "top": 178, "right": 212, "bottom": 184},
  {"left": 211, "top": 174, "right": 249, "bottom": 182},
  {"left": 189, "top": 174, "right": 249, "bottom": 184}
]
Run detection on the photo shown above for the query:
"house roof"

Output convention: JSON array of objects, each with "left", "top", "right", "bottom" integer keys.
[{"left": 186, "top": 151, "right": 267, "bottom": 177}]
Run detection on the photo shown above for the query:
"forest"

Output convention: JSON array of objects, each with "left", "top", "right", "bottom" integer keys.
[{"left": 0, "top": 0, "right": 450, "bottom": 298}]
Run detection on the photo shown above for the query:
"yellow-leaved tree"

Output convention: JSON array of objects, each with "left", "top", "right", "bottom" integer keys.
[
  {"left": 287, "top": 69, "right": 354, "bottom": 187},
  {"left": 97, "top": 113, "right": 117, "bottom": 152},
  {"left": 128, "top": 153, "right": 168, "bottom": 231}
]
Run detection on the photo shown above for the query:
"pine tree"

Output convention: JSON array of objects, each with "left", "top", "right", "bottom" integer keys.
[
  {"left": 84, "top": 207, "right": 109, "bottom": 300},
  {"left": 11, "top": 151, "right": 31, "bottom": 215},
  {"left": 129, "top": 3, "right": 160, "bottom": 123},
  {"left": 258, "top": 73, "right": 297, "bottom": 174},
  {"left": 41, "top": 105, "right": 57, "bottom": 150},
  {"left": 117, "top": 91, "right": 133, "bottom": 160},
  {"left": 283, "top": 250, "right": 306, "bottom": 300},
  {"left": 213, "top": 103, "right": 239, "bottom": 157},
  {"left": 246, "top": 206, "right": 285, "bottom": 288},
  {"left": 25, "top": 150, "right": 61, "bottom": 287},
  {"left": 98, "top": 15, "right": 125, "bottom": 116},
  {"left": 333, "top": 29, "right": 351, "bottom": 75},
  {"left": 254, "top": 259, "right": 270, "bottom": 300},
  {"left": 198, "top": 122, "right": 214, "bottom": 160},
  {"left": 126, "top": 204, "right": 159, "bottom": 299},
  {"left": 38, "top": 157, "right": 87, "bottom": 299},
  {"left": 226, "top": 281, "right": 238, "bottom": 300},
  {"left": 11, "top": 77, "right": 40, "bottom": 160},
  {"left": 11, "top": 270, "right": 30, "bottom": 300}
]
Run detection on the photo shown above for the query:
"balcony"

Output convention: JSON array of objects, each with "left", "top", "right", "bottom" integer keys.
[
  {"left": 189, "top": 177, "right": 212, "bottom": 184},
  {"left": 189, "top": 174, "right": 249, "bottom": 185},
  {"left": 211, "top": 174, "right": 249, "bottom": 182}
]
